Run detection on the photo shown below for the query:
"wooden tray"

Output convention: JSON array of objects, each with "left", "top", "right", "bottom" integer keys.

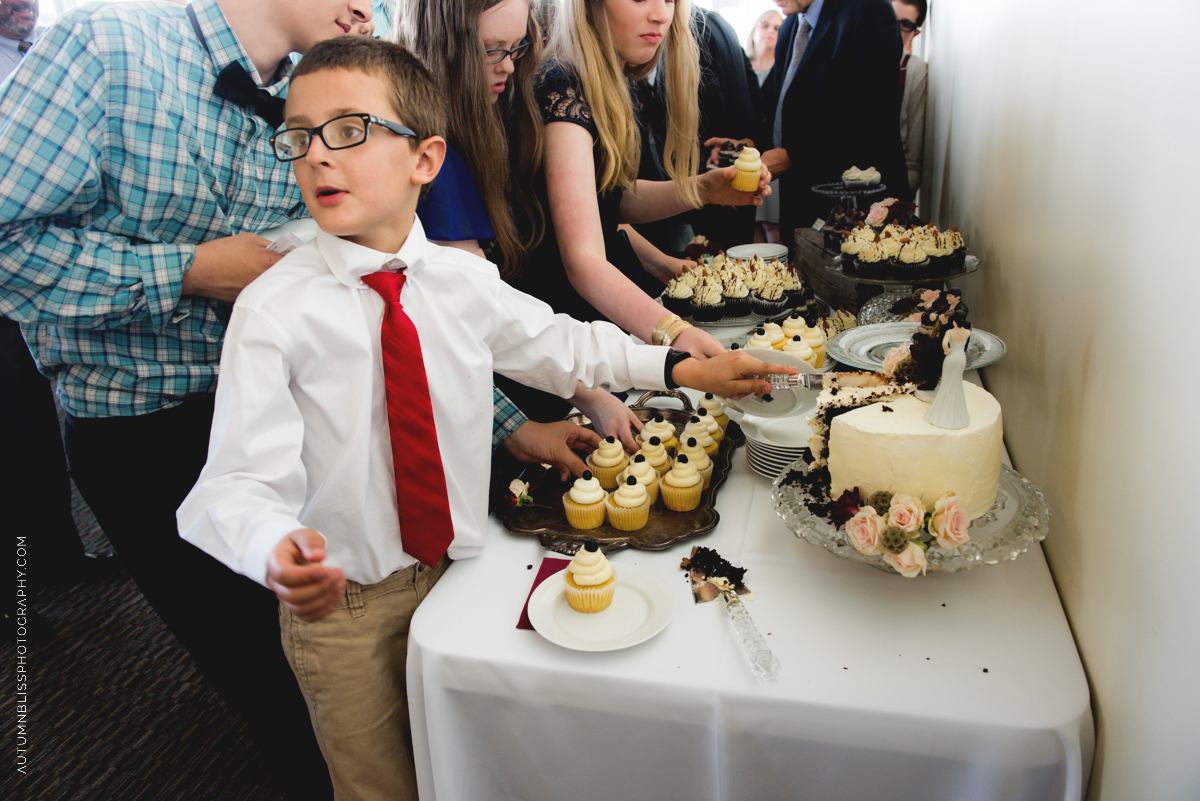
[{"left": 496, "top": 390, "right": 744, "bottom": 555}]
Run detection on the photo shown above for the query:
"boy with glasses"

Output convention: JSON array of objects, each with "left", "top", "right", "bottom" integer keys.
[{"left": 177, "top": 37, "right": 787, "bottom": 799}]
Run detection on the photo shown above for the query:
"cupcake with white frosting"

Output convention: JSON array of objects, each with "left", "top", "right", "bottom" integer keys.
[
  {"left": 585, "top": 436, "right": 628, "bottom": 490},
  {"left": 763, "top": 321, "right": 786, "bottom": 350},
  {"left": 638, "top": 415, "right": 678, "bottom": 452},
  {"left": 695, "top": 406, "right": 724, "bottom": 444},
  {"left": 662, "top": 278, "right": 694, "bottom": 317},
  {"left": 606, "top": 475, "right": 652, "bottom": 532},
  {"left": 682, "top": 415, "right": 720, "bottom": 458},
  {"left": 721, "top": 274, "right": 751, "bottom": 317},
  {"left": 564, "top": 540, "right": 616, "bottom": 613},
  {"left": 562, "top": 471, "right": 607, "bottom": 530},
  {"left": 676, "top": 437, "right": 714, "bottom": 489},
  {"left": 637, "top": 436, "right": 672, "bottom": 476},
  {"left": 617, "top": 453, "right": 660, "bottom": 506},
  {"left": 690, "top": 279, "right": 725, "bottom": 322},
  {"left": 801, "top": 323, "right": 827, "bottom": 367},
  {"left": 660, "top": 454, "right": 704, "bottom": 511},
  {"left": 745, "top": 327, "right": 773, "bottom": 350},
  {"left": 751, "top": 272, "right": 788, "bottom": 317},
  {"left": 699, "top": 393, "right": 729, "bottom": 431}
]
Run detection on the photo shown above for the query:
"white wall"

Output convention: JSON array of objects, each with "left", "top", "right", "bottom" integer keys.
[{"left": 923, "top": 2, "right": 1200, "bottom": 799}]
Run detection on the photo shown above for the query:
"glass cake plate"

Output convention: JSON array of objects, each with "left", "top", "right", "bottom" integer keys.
[
  {"left": 826, "top": 322, "right": 1007, "bottom": 372},
  {"left": 771, "top": 461, "right": 1051, "bottom": 575},
  {"left": 825, "top": 255, "right": 980, "bottom": 324}
]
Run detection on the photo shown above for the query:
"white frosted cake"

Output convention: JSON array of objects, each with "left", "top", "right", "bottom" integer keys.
[{"left": 826, "top": 382, "right": 1003, "bottom": 518}]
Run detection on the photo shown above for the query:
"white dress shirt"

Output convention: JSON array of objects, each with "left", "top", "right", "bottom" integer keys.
[{"left": 177, "top": 220, "right": 670, "bottom": 586}]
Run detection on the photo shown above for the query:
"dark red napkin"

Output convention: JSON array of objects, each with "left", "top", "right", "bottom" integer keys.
[{"left": 517, "top": 557, "right": 571, "bottom": 629}]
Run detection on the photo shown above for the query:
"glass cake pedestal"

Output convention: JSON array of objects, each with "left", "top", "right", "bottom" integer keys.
[
  {"left": 810, "top": 181, "right": 888, "bottom": 210},
  {"left": 771, "top": 461, "right": 1051, "bottom": 577},
  {"left": 824, "top": 256, "right": 980, "bottom": 325}
]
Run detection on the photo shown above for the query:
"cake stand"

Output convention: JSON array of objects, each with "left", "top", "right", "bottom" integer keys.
[
  {"left": 771, "top": 461, "right": 1051, "bottom": 577},
  {"left": 810, "top": 181, "right": 888, "bottom": 210},
  {"left": 824, "top": 256, "right": 980, "bottom": 325}
]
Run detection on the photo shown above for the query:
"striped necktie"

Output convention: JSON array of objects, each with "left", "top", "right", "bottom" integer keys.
[
  {"left": 361, "top": 264, "right": 456, "bottom": 568},
  {"left": 773, "top": 17, "right": 812, "bottom": 149}
]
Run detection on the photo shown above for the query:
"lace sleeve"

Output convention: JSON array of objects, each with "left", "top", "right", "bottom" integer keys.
[{"left": 534, "top": 61, "right": 597, "bottom": 137}]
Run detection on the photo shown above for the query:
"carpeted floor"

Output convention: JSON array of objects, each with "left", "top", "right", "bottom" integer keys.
[{"left": 2, "top": 479, "right": 289, "bottom": 800}]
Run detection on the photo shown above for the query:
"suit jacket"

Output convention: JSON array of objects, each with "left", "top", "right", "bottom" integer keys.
[
  {"left": 899, "top": 52, "right": 927, "bottom": 192},
  {"left": 764, "top": 0, "right": 911, "bottom": 228}
]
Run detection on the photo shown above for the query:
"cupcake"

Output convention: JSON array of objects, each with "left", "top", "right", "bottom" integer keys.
[
  {"left": 943, "top": 226, "right": 967, "bottom": 271},
  {"left": 745, "top": 327, "right": 773, "bottom": 350},
  {"left": 564, "top": 540, "right": 616, "bottom": 613},
  {"left": 781, "top": 267, "right": 805, "bottom": 308},
  {"left": 695, "top": 406, "right": 724, "bottom": 443},
  {"left": 676, "top": 437, "right": 714, "bottom": 489},
  {"left": 586, "top": 436, "right": 628, "bottom": 490},
  {"left": 879, "top": 231, "right": 903, "bottom": 265},
  {"left": 660, "top": 454, "right": 704, "bottom": 512},
  {"left": 617, "top": 452, "right": 660, "bottom": 506},
  {"left": 721, "top": 274, "right": 751, "bottom": 317},
  {"left": 781, "top": 313, "right": 805, "bottom": 341},
  {"left": 606, "top": 475, "right": 651, "bottom": 531},
  {"left": 751, "top": 274, "right": 788, "bottom": 317},
  {"left": 842, "top": 165, "right": 881, "bottom": 190},
  {"left": 731, "top": 146, "right": 762, "bottom": 192},
  {"left": 562, "top": 471, "right": 607, "bottom": 530},
  {"left": 638, "top": 415, "right": 678, "bottom": 452},
  {"left": 662, "top": 278, "right": 694, "bottom": 317},
  {"left": 800, "top": 323, "right": 827, "bottom": 367},
  {"left": 699, "top": 393, "right": 729, "bottom": 431},
  {"left": 763, "top": 322, "right": 786, "bottom": 350},
  {"left": 638, "top": 436, "right": 672, "bottom": 476},
  {"left": 782, "top": 335, "right": 818, "bottom": 369},
  {"left": 852, "top": 236, "right": 889, "bottom": 279},
  {"left": 892, "top": 237, "right": 931, "bottom": 276},
  {"left": 682, "top": 415, "right": 719, "bottom": 458},
  {"left": 690, "top": 280, "right": 725, "bottom": 322}
]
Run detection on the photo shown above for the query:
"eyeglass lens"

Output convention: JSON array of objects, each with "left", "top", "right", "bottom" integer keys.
[
  {"left": 485, "top": 41, "right": 530, "bottom": 65},
  {"left": 899, "top": 20, "right": 918, "bottom": 33},
  {"left": 274, "top": 116, "right": 368, "bottom": 161}
]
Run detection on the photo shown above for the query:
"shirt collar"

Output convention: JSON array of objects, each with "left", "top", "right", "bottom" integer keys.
[
  {"left": 316, "top": 217, "right": 432, "bottom": 289},
  {"left": 804, "top": 0, "right": 825, "bottom": 31},
  {"left": 189, "top": 0, "right": 288, "bottom": 92}
]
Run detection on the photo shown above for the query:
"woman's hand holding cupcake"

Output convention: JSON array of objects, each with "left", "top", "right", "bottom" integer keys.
[{"left": 697, "top": 156, "right": 773, "bottom": 206}]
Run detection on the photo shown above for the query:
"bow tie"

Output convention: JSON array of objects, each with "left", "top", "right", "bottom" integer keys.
[
  {"left": 17, "top": 41, "right": 31, "bottom": 56},
  {"left": 213, "top": 62, "right": 285, "bottom": 129}
]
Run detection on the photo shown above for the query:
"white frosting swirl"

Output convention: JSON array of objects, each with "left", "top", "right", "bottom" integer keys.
[
  {"left": 782, "top": 335, "right": 815, "bottom": 365},
  {"left": 638, "top": 440, "right": 671, "bottom": 473},
  {"left": 611, "top": 478, "right": 649, "bottom": 508},
  {"left": 678, "top": 439, "right": 711, "bottom": 471},
  {"left": 568, "top": 546, "right": 613, "bottom": 585},
  {"left": 569, "top": 475, "right": 606, "bottom": 505},
  {"left": 663, "top": 459, "right": 702, "bottom": 488},
  {"left": 782, "top": 315, "right": 805, "bottom": 339},
  {"left": 590, "top": 437, "right": 626, "bottom": 468},
  {"left": 746, "top": 330, "right": 773, "bottom": 349}
]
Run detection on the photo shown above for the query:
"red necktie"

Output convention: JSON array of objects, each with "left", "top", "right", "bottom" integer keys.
[{"left": 362, "top": 266, "right": 455, "bottom": 567}]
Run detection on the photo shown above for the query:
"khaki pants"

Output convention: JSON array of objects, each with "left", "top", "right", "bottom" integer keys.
[{"left": 280, "top": 558, "right": 449, "bottom": 801}]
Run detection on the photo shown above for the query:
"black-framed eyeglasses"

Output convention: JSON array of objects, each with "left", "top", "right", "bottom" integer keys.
[
  {"left": 898, "top": 19, "right": 920, "bottom": 34},
  {"left": 269, "top": 113, "right": 418, "bottom": 162},
  {"left": 484, "top": 39, "right": 531, "bottom": 65}
]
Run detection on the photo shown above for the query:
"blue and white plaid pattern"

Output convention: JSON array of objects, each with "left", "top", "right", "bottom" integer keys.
[
  {"left": 492, "top": 386, "right": 528, "bottom": 451},
  {"left": 0, "top": 0, "right": 307, "bottom": 417}
]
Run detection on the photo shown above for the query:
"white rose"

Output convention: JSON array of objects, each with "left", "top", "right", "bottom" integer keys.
[
  {"left": 883, "top": 541, "right": 928, "bottom": 578},
  {"left": 846, "top": 506, "right": 887, "bottom": 556}
]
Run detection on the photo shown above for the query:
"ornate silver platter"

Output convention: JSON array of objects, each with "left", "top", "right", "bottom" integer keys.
[
  {"left": 771, "top": 461, "right": 1051, "bottom": 575},
  {"left": 826, "top": 322, "right": 1007, "bottom": 372}
]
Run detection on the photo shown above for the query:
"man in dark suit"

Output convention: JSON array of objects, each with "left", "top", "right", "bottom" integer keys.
[{"left": 761, "top": 0, "right": 912, "bottom": 251}]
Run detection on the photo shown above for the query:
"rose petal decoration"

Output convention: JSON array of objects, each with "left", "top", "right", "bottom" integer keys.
[
  {"left": 509, "top": 479, "right": 529, "bottom": 498},
  {"left": 929, "top": 493, "right": 971, "bottom": 550},
  {"left": 846, "top": 506, "right": 887, "bottom": 555},
  {"left": 830, "top": 489, "right": 861, "bottom": 527},
  {"left": 881, "top": 344, "right": 910, "bottom": 376},
  {"left": 883, "top": 541, "right": 928, "bottom": 578},
  {"left": 887, "top": 493, "right": 927, "bottom": 535}
]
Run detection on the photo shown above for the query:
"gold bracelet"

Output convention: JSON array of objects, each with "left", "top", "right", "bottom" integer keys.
[
  {"left": 651, "top": 314, "right": 682, "bottom": 347},
  {"left": 664, "top": 318, "right": 692, "bottom": 346}
]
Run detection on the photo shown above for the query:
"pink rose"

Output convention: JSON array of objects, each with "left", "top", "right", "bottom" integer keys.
[
  {"left": 865, "top": 205, "right": 888, "bottom": 226},
  {"left": 920, "top": 289, "right": 940, "bottom": 307},
  {"left": 929, "top": 493, "right": 971, "bottom": 550},
  {"left": 846, "top": 506, "right": 887, "bottom": 555},
  {"left": 881, "top": 344, "right": 910, "bottom": 376},
  {"left": 887, "top": 493, "right": 927, "bottom": 534},
  {"left": 883, "top": 541, "right": 928, "bottom": 578}
]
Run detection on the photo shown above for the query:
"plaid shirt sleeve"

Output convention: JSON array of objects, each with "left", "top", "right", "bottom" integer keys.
[
  {"left": 492, "top": 385, "right": 527, "bottom": 451},
  {"left": 0, "top": 19, "right": 193, "bottom": 332}
]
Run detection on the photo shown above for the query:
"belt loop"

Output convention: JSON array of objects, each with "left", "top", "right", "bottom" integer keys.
[{"left": 346, "top": 580, "right": 366, "bottom": 619}]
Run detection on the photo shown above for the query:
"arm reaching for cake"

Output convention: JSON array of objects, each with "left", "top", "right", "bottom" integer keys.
[
  {"left": 672, "top": 350, "right": 794, "bottom": 400},
  {"left": 266, "top": 528, "right": 345, "bottom": 623}
]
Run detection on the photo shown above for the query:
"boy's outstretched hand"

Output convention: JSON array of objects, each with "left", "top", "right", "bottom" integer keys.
[
  {"left": 671, "top": 350, "right": 797, "bottom": 400},
  {"left": 267, "top": 528, "right": 345, "bottom": 623}
]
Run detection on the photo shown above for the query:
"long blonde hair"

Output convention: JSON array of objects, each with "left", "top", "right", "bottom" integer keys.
[
  {"left": 393, "top": 0, "right": 546, "bottom": 274},
  {"left": 548, "top": 0, "right": 701, "bottom": 207}
]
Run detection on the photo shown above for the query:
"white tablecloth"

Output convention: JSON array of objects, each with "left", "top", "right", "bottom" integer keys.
[{"left": 408, "top": 394, "right": 1094, "bottom": 801}]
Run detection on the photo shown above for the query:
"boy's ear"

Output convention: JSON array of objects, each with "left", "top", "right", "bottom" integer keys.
[{"left": 411, "top": 136, "right": 447, "bottom": 190}]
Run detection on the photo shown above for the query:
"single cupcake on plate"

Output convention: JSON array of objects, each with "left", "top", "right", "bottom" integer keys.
[
  {"left": 721, "top": 274, "right": 752, "bottom": 318},
  {"left": 562, "top": 470, "right": 607, "bottom": 530},
  {"left": 617, "top": 452, "right": 660, "bottom": 505},
  {"left": 585, "top": 436, "right": 628, "bottom": 490},
  {"left": 638, "top": 436, "right": 672, "bottom": 476},
  {"left": 695, "top": 406, "right": 724, "bottom": 444},
  {"left": 564, "top": 540, "right": 615, "bottom": 613},
  {"left": 606, "top": 475, "right": 652, "bottom": 531},
  {"left": 762, "top": 321, "right": 786, "bottom": 350},
  {"left": 699, "top": 393, "right": 729, "bottom": 431},
  {"left": 745, "top": 327, "right": 773, "bottom": 350},
  {"left": 662, "top": 278, "right": 694, "bottom": 317},
  {"left": 660, "top": 454, "right": 704, "bottom": 511},
  {"left": 682, "top": 415, "right": 720, "bottom": 458},
  {"left": 782, "top": 334, "right": 817, "bottom": 369},
  {"left": 690, "top": 279, "right": 726, "bottom": 322},
  {"left": 676, "top": 437, "right": 714, "bottom": 489},
  {"left": 638, "top": 415, "right": 678, "bottom": 452}
]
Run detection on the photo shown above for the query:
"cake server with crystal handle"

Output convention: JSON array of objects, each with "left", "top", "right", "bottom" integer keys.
[
  {"left": 756, "top": 373, "right": 826, "bottom": 391},
  {"left": 723, "top": 590, "right": 781, "bottom": 681}
]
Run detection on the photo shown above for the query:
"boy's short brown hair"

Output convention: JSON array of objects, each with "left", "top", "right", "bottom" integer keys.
[{"left": 289, "top": 37, "right": 447, "bottom": 147}]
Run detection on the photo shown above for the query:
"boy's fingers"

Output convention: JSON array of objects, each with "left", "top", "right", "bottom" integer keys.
[
  {"left": 290, "top": 527, "right": 328, "bottom": 563},
  {"left": 271, "top": 562, "right": 332, "bottom": 589},
  {"left": 274, "top": 575, "right": 340, "bottom": 606}
]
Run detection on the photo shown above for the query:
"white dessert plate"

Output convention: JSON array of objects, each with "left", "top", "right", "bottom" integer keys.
[
  {"left": 826, "top": 322, "right": 1008, "bottom": 372},
  {"left": 747, "top": 416, "right": 813, "bottom": 449},
  {"left": 726, "top": 243, "right": 789, "bottom": 261},
  {"left": 527, "top": 563, "right": 676, "bottom": 652},
  {"left": 723, "top": 350, "right": 821, "bottom": 418}
]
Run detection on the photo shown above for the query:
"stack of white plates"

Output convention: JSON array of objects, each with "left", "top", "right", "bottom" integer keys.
[{"left": 740, "top": 414, "right": 811, "bottom": 481}]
